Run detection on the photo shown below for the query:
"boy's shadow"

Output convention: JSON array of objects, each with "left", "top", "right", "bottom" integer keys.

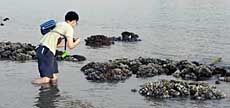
[{"left": 34, "top": 82, "right": 60, "bottom": 108}]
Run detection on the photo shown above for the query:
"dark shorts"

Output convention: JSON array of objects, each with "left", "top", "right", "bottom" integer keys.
[{"left": 36, "top": 45, "right": 58, "bottom": 78}]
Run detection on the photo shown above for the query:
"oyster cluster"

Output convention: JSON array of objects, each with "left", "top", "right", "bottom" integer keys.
[
  {"left": 0, "top": 41, "right": 36, "bottom": 61},
  {"left": 81, "top": 57, "right": 229, "bottom": 82},
  {"left": 81, "top": 58, "right": 132, "bottom": 82},
  {"left": 139, "top": 80, "right": 226, "bottom": 100},
  {"left": 0, "top": 41, "right": 86, "bottom": 62}
]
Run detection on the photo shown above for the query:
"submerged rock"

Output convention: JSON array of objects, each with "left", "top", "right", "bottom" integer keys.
[
  {"left": 139, "top": 80, "right": 225, "bottom": 100},
  {"left": 0, "top": 41, "right": 86, "bottom": 62}
]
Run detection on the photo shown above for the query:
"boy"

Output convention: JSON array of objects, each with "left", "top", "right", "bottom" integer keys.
[{"left": 32, "top": 11, "right": 81, "bottom": 84}]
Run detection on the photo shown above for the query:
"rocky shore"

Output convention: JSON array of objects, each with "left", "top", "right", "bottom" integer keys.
[
  {"left": 81, "top": 57, "right": 230, "bottom": 82},
  {"left": 0, "top": 41, "right": 86, "bottom": 62},
  {"left": 139, "top": 80, "right": 226, "bottom": 100}
]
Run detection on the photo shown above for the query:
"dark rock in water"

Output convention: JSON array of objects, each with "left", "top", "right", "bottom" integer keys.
[
  {"left": 139, "top": 80, "right": 225, "bottom": 100},
  {"left": 121, "top": 31, "right": 141, "bottom": 41},
  {"left": 81, "top": 57, "right": 230, "bottom": 82},
  {"left": 215, "top": 80, "right": 221, "bottom": 84},
  {"left": 81, "top": 58, "right": 132, "bottom": 82},
  {"left": 111, "top": 31, "right": 141, "bottom": 42},
  {"left": 212, "top": 67, "right": 226, "bottom": 76},
  {"left": 0, "top": 23, "right": 4, "bottom": 26},
  {"left": 56, "top": 54, "right": 86, "bottom": 62},
  {"left": 85, "top": 35, "right": 114, "bottom": 47},
  {"left": 174, "top": 60, "right": 214, "bottom": 81},
  {"left": 55, "top": 50, "right": 86, "bottom": 62},
  {"left": 0, "top": 41, "right": 36, "bottom": 61},
  {"left": 0, "top": 41, "right": 86, "bottom": 62},
  {"left": 131, "top": 88, "right": 137, "bottom": 93},
  {"left": 3, "top": 17, "right": 9, "bottom": 21}
]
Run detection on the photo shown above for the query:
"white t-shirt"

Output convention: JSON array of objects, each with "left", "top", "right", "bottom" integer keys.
[{"left": 39, "top": 22, "right": 74, "bottom": 55}]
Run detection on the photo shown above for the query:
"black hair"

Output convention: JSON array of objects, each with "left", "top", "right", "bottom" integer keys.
[{"left": 65, "top": 11, "right": 79, "bottom": 22}]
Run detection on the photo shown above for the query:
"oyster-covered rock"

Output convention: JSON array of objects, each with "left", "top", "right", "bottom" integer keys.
[
  {"left": 139, "top": 80, "right": 225, "bottom": 100},
  {"left": 81, "top": 59, "right": 132, "bottom": 82},
  {"left": 0, "top": 41, "right": 86, "bottom": 62}
]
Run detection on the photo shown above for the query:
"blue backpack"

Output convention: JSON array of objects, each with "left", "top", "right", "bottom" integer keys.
[{"left": 40, "top": 20, "right": 56, "bottom": 35}]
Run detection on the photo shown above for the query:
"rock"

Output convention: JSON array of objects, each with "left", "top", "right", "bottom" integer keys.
[
  {"left": 215, "top": 80, "right": 221, "bottom": 84},
  {"left": 85, "top": 35, "right": 114, "bottom": 47},
  {"left": 56, "top": 53, "right": 86, "bottom": 62},
  {"left": 136, "top": 63, "right": 165, "bottom": 78},
  {"left": 0, "top": 41, "right": 86, "bottom": 62},
  {"left": 81, "top": 60, "right": 132, "bottom": 82},
  {"left": 139, "top": 80, "right": 225, "bottom": 100},
  {"left": 131, "top": 89, "right": 137, "bottom": 93},
  {"left": 120, "top": 31, "right": 141, "bottom": 41},
  {"left": 174, "top": 60, "right": 214, "bottom": 81},
  {"left": 81, "top": 57, "right": 229, "bottom": 82},
  {"left": 110, "top": 31, "right": 141, "bottom": 42},
  {"left": 0, "top": 23, "right": 4, "bottom": 26},
  {"left": 3, "top": 17, "right": 10, "bottom": 21}
]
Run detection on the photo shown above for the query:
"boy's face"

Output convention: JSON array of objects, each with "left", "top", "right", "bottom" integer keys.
[
  {"left": 68, "top": 20, "right": 78, "bottom": 28},
  {"left": 72, "top": 20, "right": 77, "bottom": 28}
]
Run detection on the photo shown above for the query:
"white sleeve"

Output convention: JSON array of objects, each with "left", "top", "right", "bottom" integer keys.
[{"left": 65, "top": 26, "right": 74, "bottom": 38}]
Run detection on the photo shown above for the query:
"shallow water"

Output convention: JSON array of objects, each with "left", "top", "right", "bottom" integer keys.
[{"left": 0, "top": 0, "right": 230, "bottom": 108}]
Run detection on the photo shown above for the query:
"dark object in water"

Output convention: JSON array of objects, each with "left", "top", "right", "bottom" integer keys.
[
  {"left": 215, "top": 80, "right": 221, "bottom": 84},
  {"left": 0, "top": 23, "right": 4, "bottom": 26},
  {"left": 71, "top": 55, "right": 86, "bottom": 61},
  {"left": 111, "top": 31, "right": 141, "bottom": 42},
  {"left": 3, "top": 17, "right": 9, "bottom": 21},
  {"left": 85, "top": 35, "right": 114, "bottom": 47},
  {"left": 131, "top": 89, "right": 137, "bottom": 93}
]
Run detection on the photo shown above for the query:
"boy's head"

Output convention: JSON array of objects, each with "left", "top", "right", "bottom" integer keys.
[{"left": 65, "top": 11, "right": 79, "bottom": 28}]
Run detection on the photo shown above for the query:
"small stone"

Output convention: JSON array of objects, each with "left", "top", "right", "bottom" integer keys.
[
  {"left": 131, "top": 89, "right": 137, "bottom": 93},
  {"left": 215, "top": 80, "right": 221, "bottom": 84},
  {"left": 3, "top": 17, "right": 9, "bottom": 21}
]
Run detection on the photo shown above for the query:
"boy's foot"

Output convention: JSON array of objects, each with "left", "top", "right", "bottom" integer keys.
[{"left": 32, "top": 77, "right": 51, "bottom": 84}]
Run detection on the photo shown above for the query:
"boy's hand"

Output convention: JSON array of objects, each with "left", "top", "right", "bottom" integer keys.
[{"left": 74, "top": 38, "right": 81, "bottom": 45}]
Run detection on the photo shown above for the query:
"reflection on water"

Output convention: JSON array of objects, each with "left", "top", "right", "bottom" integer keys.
[
  {"left": 34, "top": 83, "right": 96, "bottom": 108},
  {"left": 34, "top": 83, "right": 60, "bottom": 108}
]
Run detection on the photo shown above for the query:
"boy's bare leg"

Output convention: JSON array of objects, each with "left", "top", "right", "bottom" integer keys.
[
  {"left": 52, "top": 73, "right": 58, "bottom": 81},
  {"left": 32, "top": 77, "right": 51, "bottom": 84}
]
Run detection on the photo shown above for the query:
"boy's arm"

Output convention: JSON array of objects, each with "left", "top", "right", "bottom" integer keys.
[{"left": 67, "top": 37, "right": 80, "bottom": 49}]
